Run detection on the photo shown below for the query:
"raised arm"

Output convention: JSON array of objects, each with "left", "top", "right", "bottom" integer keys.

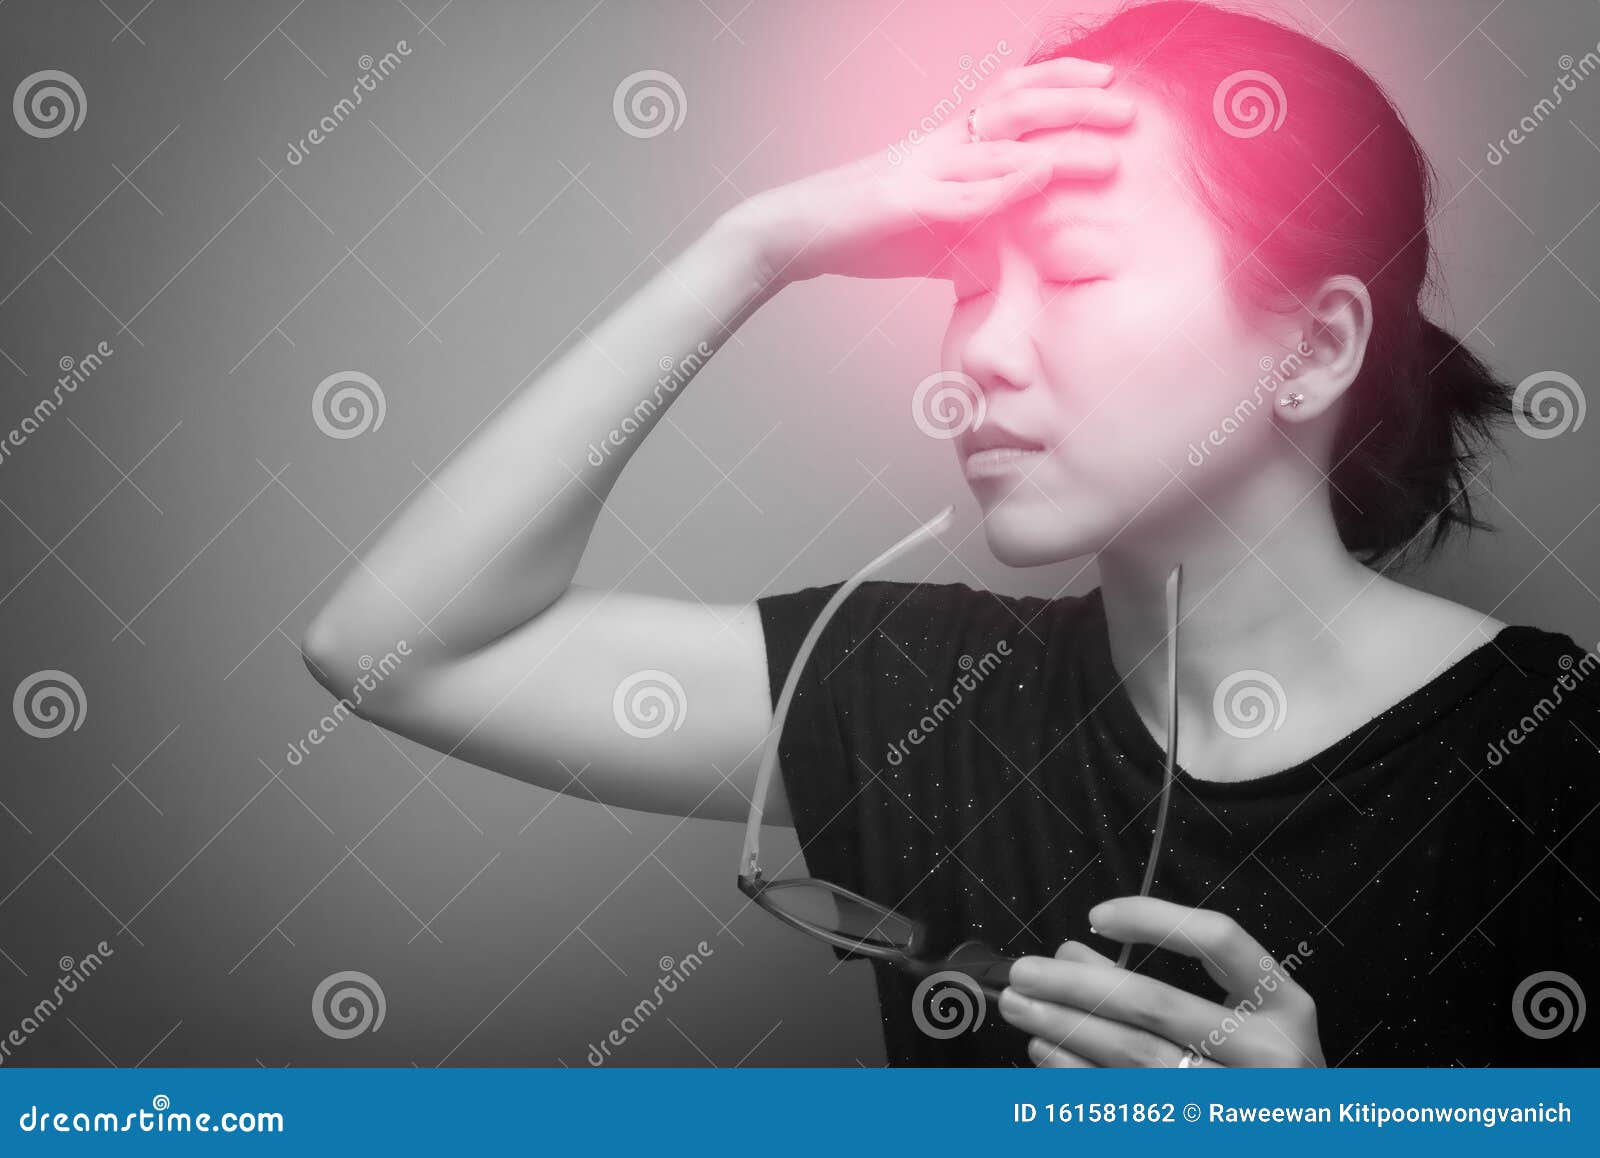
[
  {"left": 300, "top": 210, "right": 788, "bottom": 822},
  {"left": 299, "top": 58, "right": 1129, "bottom": 822}
]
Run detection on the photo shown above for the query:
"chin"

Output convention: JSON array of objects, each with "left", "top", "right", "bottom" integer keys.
[{"left": 976, "top": 495, "right": 1101, "bottom": 568}]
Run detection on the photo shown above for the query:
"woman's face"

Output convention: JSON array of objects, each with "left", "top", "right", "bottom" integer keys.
[{"left": 941, "top": 86, "right": 1298, "bottom": 568}]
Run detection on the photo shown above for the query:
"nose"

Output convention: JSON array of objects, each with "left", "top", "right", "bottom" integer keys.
[{"left": 957, "top": 285, "right": 1036, "bottom": 397}]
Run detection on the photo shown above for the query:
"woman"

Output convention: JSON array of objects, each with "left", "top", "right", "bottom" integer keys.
[{"left": 301, "top": 1, "right": 1598, "bottom": 1066}]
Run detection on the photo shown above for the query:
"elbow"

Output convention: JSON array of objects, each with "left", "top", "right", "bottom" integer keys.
[
  {"left": 299, "top": 606, "right": 353, "bottom": 701},
  {"left": 294, "top": 604, "right": 371, "bottom": 713},
  {"left": 299, "top": 604, "right": 422, "bottom": 726},
  {"left": 300, "top": 593, "right": 426, "bottom": 724}
]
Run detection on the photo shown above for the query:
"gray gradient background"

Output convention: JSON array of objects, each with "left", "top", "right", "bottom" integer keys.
[{"left": 1, "top": 0, "right": 1596, "bottom": 1066}]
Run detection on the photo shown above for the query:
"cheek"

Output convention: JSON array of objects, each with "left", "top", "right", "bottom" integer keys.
[{"left": 1035, "top": 283, "right": 1270, "bottom": 474}]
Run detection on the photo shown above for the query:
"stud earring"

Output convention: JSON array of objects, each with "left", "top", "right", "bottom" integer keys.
[{"left": 1278, "top": 392, "right": 1305, "bottom": 409}]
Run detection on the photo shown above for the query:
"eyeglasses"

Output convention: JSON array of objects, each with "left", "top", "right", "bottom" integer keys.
[{"left": 737, "top": 507, "right": 1182, "bottom": 1003}]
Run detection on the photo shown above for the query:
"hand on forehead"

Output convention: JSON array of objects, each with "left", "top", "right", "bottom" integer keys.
[{"left": 959, "top": 84, "right": 1189, "bottom": 267}]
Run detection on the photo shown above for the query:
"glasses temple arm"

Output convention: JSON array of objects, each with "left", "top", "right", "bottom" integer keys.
[
  {"left": 1114, "top": 561, "right": 1182, "bottom": 970},
  {"left": 740, "top": 506, "right": 955, "bottom": 880}
]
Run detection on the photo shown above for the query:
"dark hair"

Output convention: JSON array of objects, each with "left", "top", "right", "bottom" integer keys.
[{"left": 1030, "top": 1, "right": 1513, "bottom": 563}]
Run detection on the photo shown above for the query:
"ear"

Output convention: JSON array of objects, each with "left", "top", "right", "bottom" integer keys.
[{"left": 1274, "top": 275, "right": 1373, "bottom": 423}]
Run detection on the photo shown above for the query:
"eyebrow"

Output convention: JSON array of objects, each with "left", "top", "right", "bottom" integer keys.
[
  {"left": 953, "top": 199, "right": 1126, "bottom": 265},
  {"left": 1026, "top": 202, "right": 1127, "bottom": 237}
]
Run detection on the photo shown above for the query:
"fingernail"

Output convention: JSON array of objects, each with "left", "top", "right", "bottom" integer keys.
[
  {"left": 999, "top": 986, "right": 1026, "bottom": 1015},
  {"left": 1010, "top": 956, "right": 1043, "bottom": 986}
]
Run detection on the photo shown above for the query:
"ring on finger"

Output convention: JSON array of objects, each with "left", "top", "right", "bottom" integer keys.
[
  {"left": 1176, "top": 1047, "right": 1201, "bottom": 1068},
  {"left": 966, "top": 105, "right": 982, "bottom": 143}
]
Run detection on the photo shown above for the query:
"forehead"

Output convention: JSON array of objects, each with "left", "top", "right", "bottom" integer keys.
[{"left": 981, "top": 85, "right": 1206, "bottom": 250}]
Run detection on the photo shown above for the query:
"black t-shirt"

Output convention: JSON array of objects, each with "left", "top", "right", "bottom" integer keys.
[{"left": 756, "top": 579, "right": 1600, "bottom": 1066}]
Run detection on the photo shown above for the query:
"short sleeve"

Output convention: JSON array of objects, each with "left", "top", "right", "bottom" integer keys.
[
  {"left": 755, "top": 580, "right": 862, "bottom": 900},
  {"left": 755, "top": 578, "right": 1039, "bottom": 962}
]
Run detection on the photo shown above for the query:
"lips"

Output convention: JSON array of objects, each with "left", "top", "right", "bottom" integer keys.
[
  {"left": 962, "top": 425, "right": 1050, "bottom": 481},
  {"left": 964, "top": 446, "right": 1048, "bottom": 480},
  {"left": 963, "top": 425, "right": 1046, "bottom": 456}
]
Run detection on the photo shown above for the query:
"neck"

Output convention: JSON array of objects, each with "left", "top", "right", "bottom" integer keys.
[{"left": 1096, "top": 478, "right": 1371, "bottom": 769}]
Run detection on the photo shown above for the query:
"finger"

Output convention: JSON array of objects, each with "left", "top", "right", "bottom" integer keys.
[
  {"left": 1055, "top": 938, "right": 1116, "bottom": 965},
  {"left": 1027, "top": 1036, "right": 1097, "bottom": 1068},
  {"left": 978, "top": 88, "right": 1137, "bottom": 140},
  {"left": 1090, "top": 896, "right": 1304, "bottom": 1007},
  {"left": 914, "top": 161, "right": 1055, "bottom": 222},
  {"left": 925, "top": 138, "right": 1117, "bottom": 185},
  {"left": 1009, "top": 954, "right": 1224, "bottom": 1048},
  {"left": 987, "top": 56, "right": 1116, "bottom": 99},
  {"left": 1000, "top": 985, "right": 1201, "bottom": 1068},
  {"left": 927, "top": 140, "right": 1046, "bottom": 181}
]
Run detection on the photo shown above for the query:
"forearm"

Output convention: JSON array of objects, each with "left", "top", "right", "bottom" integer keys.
[{"left": 304, "top": 210, "right": 780, "bottom": 677}]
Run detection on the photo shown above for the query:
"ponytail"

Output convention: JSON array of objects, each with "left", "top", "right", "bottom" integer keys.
[{"left": 1329, "top": 312, "right": 1513, "bottom": 564}]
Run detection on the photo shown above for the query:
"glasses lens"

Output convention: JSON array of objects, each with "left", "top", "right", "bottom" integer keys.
[{"left": 758, "top": 879, "right": 919, "bottom": 950}]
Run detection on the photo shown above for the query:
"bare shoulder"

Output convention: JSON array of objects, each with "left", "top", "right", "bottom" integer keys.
[{"left": 1345, "top": 573, "right": 1508, "bottom": 675}]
